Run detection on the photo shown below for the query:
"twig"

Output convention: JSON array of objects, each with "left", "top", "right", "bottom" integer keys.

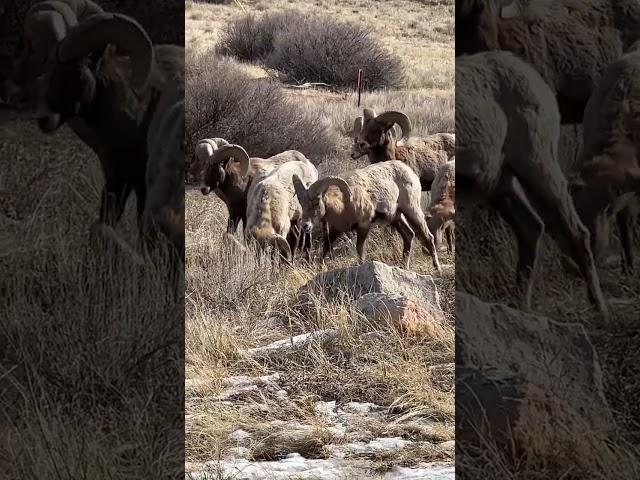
[{"left": 233, "top": 0, "right": 247, "bottom": 13}]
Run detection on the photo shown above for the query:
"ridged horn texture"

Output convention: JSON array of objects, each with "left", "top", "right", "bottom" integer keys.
[
  {"left": 56, "top": 13, "right": 154, "bottom": 90},
  {"left": 210, "top": 144, "right": 251, "bottom": 177},
  {"left": 270, "top": 234, "right": 292, "bottom": 261},
  {"left": 308, "top": 176, "right": 352, "bottom": 203},
  {"left": 371, "top": 110, "right": 412, "bottom": 139}
]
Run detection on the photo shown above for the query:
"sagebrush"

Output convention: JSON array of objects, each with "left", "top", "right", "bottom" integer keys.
[{"left": 218, "top": 10, "right": 406, "bottom": 89}]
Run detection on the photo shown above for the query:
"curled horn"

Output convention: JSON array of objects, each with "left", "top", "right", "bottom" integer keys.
[
  {"left": 56, "top": 13, "right": 154, "bottom": 90},
  {"left": 353, "top": 116, "right": 363, "bottom": 138},
  {"left": 212, "top": 138, "right": 229, "bottom": 148},
  {"left": 269, "top": 234, "right": 292, "bottom": 262},
  {"left": 372, "top": 110, "right": 412, "bottom": 139},
  {"left": 307, "top": 176, "right": 352, "bottom": 204},
  {"left": 210, "top": 144, "right": 251, "bottom": 176}
]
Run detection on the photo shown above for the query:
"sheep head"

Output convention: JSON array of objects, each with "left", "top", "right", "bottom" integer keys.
[
  {"left": 188, "top": 138, "right": 230, "bottom": 184},
  {"left": 350, "top": 109, "right": 412, "bottom": 160},
  {"left": 200, "top": 144, "right": 250, "bottom": 196},
  {"left": 7, "top": 11, "right": 154, "bottom": 133},
  {"left": 34, "top": 13, "right": 154, "bottom": 133},
  {"left": 5, "top": 0, "right": 104, "bottom": 106},
  {"left": 293, "top": 174, "right": 351, "bottom": 232}
]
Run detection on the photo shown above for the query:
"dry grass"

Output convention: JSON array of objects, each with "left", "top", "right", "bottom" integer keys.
[
  {"left": 0, "top": 122, "right": 184, "bottom": 478},
  {"left": 185, "top": 1, "right": 455, "bottom": 469},
  {"left": 186, "top": 0, "right": 455, "bottom": 471},
  {"left": 456, "top": 203, "right": 640, "bottom": 477}
]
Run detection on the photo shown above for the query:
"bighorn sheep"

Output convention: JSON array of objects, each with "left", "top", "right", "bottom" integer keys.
[
  {"left": 495, "top": 0, "right": 640, "bottom": 52},
  {"left": 350, "top": 108, "right": 455, "bottom": 191},
  {"left": 571, "top": 49, "right": 640, "bottom": 272},
  {"left": 245, "top": 158, "right": 319, "bottom": 263},
  {"left": 456, "top": 50, "right": 608, "bottom": 320},
  {"left": 187, "top": 137, "right": 229, "bottom": 183},
  {"left": 199, "top": 144, "right": 310, "bottom": 234},
  {"left": 456, "top": 0, "right": 625, "bottom": 123},
  {"left": 292, "top": 161, "right": 441, "bottom": 271},
  {"left": 5, "top": 2, "right": 185, "bottom": 265},
  {"left": 427, "top": 158, "right": 455, "bottom": 254}
]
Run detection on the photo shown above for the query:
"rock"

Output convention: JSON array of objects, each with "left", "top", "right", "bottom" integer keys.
[
  {"left": 225, "top": 446, "right": 251, "bottom": 459},
  {"left": 229, "top": 429, "right": 253, "bottom": 444},
  {"left": 456, "top": 291, "right": 616, "bottom": 452},
  {"left": 256, "top": 316, "right": 285, "bottom": 329},
  {"left": 298, "top": 261, "right": 441, "bottom": 312},
  {"left": 325, "top": 437, "right": 413, "bottom": 459},
  {"left": 357, "top": 292, "right": 447, "bottom": 336},
  {"left": 244, "top": 329, "right": 338, "bottom": 359}
]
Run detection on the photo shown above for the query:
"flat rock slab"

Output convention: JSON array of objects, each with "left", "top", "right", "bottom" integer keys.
[
  {"left": 456, "top": 291, "right": 616, "bottom": 444},
  {"left": 244, "top": 329, "right": 338, "bottom": 359},
  {"left": 298, "top": 261, "right": 443, "bottom": 335},
  {"left": 299, "top": 261, "right": 440, "bottom": 310}
]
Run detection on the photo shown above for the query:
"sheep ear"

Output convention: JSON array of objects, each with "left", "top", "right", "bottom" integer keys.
[{"left": 292, "top": 174, "right": 307, "bottom": 199}]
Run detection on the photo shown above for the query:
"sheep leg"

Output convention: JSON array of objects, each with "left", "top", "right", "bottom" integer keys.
[
  {"left": 445, "top": 223, "right": 455, "bottom": 254},
  {"left": 99, "top": 180, "right": 133, "bottom": 226},
  {"left": 401, "top": 209, "right": 441, "bottom": 273},
  {"left": 321, "top": 223, "right": 341, "bottom": 260},
  {"left": 491, "top": 174, "right": 545, "bottom": 311},
  {"left": 355, "top": 224, "right": 371, "bottom": 263},
  {"left": 518, "top": 178, "right": 609, "bottom": 321},
  {"left": 287, "top": 226, "right": 300, "bottom": 262},
  {"left": 617, "top": 207, "right": 634, "bottom": 273},
  {"left": 392, "top": 214, "right": 415, "bottom": 269},
  {"left": 303, "top": 230, "right": 313, "bottom": 262}
]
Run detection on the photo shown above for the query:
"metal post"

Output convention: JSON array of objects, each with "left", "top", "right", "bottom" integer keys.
[{"left": 357, "top": 69, "right": 363, "bottom": 107}]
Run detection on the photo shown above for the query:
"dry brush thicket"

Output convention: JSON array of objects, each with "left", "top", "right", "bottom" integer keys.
[{"left": 185, "top": 0, "right": 455, "bottom": 474}]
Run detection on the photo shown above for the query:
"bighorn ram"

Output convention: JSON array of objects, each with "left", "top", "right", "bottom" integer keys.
[
  {"left": 5, "top": 1, "right": 185, "bottom": 264},
  {"left": 456, "top": 50, "right": 608, "bottom": 320},
  {"left": 427, "top": 158, "right": 455, "bottom": 254},
  {"left": 187, "top": 137, "right": 229, "bottom": 183},
  {"left": 456, "top": 0, "right": 625, "bottom": 123},
  {"left": 292, "top": 161, "right": 441, "bottom": 271},
  {"left": 495, "top": 0, "right": 640, "bottom": 52},
  {"left": 200, "top": 144, "right": 310, "bottom": 234},
  {"left": 571, "top": 49, "right": 640, "bottom": 272},
  {"left": 244, "top": 157, "right": 319, "bottom": 263},
  {"left": 350, "top": 108, "right": 455, "bottom": 191}
]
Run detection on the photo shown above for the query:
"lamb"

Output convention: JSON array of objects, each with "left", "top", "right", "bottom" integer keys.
[
  {"left": 426, "top": 158, "right": 455, "bottom": 254},
  {"left": 245, "top": 159, "right": 319, "bottom": 263},
  {"left": 570, "top": 49, "right": 640, "bottom": 272},
  {"left": 350, "top": 108, "right": 455, "bottom": 191},
  {"left": 292, "top": 160, "right": 441, "bottom": 272},
  {"left": 5, "top": 3, "right": 185, "bottom": 268},
  {"left": 199, "top": 144, "right": 310, "bottom": 233},
  {"left": 187, "top": 137, "right": 229, "bottom": 183},
  {"left": 456, "top": 50, "right": 608, "bottom": 320},
  {"left": 456, "top": 0, "right": 625, "bottom": 123}
]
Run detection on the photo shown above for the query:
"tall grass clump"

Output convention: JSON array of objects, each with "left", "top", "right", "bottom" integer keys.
[
  {"left": 185, "top": 53, "right": 341, "bottom": 165},
  {"left": 218, "top": 11, "right": 406, "bottom": 89}
]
